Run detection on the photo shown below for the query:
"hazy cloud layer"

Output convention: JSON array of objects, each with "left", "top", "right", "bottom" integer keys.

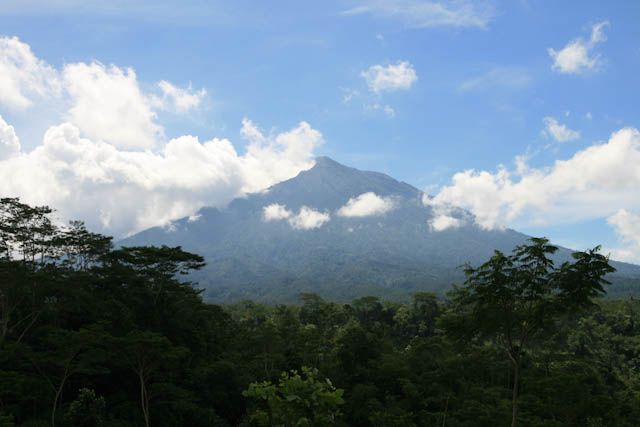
[
  {"left": 337, "top": 192, "right": 396, "bottom": 217},
  {"left": 542, "top": 117, "right": 580, "bottom": 142},
  {"left": 361, "top": 61, "right": 417, "bottom": 94},
  {"left": 426, "top": 127, "right": 640, "bottom": 236},
  {"left": 343, "top": 0, "right": 495, "bottom": 29},
  {"left": 548, "top": 21, "right": 609, "bottom": 74},
  {"left": 458, "top": 66, "right": 531, "bottom": 92}
]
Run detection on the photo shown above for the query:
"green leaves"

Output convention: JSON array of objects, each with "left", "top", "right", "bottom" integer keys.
[{"left": 243, "top": 367, "right": 344, "bottom": 427}]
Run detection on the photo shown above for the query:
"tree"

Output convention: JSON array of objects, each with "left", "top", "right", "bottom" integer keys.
[
  {"left": 62, "top": 388, "right": 106, "bottom": 427},
  {"left": 441, "top": 238, "right": 615, "bottom": 427},
  {"left": 243, "top": 366, "right": 344, "bottom": 426}
]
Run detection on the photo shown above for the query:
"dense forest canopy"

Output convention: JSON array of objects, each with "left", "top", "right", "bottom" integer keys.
[{"left": 1, "top": 198, "right": 639, "bottom": 426}]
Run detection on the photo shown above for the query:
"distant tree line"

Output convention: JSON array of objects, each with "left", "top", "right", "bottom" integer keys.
[{"left": 1, "top": 197, "right": 639, "bottom": 426}]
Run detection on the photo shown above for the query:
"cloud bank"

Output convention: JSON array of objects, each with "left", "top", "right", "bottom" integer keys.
[
  {"left": 426, "top": 127, "right": 640, "bottom": 260},
  {"left": 0, "top": 36, "right": 324, "bottom": 237}
]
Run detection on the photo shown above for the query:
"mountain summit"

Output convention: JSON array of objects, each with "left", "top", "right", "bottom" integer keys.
[{"left": 122, "top": 157, "right": 640, "bottom": 302}]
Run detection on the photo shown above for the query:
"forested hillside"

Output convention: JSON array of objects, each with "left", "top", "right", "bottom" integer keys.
[{"left": 2, "top": 198, "right": 640, "bottom": 427}]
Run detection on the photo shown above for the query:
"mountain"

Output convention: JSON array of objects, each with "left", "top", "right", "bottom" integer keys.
[{"left": 121, "top": 157, "right": 640, "bottom": 303}]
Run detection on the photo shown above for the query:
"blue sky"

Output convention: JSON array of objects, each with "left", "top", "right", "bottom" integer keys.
[{"left": 1, "top": 1, "right": 639, "bottom": 262}]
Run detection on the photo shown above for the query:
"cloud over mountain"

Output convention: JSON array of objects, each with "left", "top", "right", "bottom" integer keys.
[
  {"left": 337, "top": 192, "right": 396, "bottom": 217},
  {"left": 427, "top": 128, "right": 640, "bottom": 245},
  {"left": 0, "top": 37, "right": 324, "bottom": 237}
]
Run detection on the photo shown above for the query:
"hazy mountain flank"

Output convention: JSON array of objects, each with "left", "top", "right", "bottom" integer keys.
[{"left": 121, "top": 157, "right": 640, "bottom": 303}]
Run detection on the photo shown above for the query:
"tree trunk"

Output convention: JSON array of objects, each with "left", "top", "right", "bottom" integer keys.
[
  {"left": 511, "top": 363, "right": 520, "bottom": 427},
  {"left": 138, "top": 370, "right": 150, "bottom": 427}
]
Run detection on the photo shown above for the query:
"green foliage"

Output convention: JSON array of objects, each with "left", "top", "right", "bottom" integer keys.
[
  {"left": 62, "top": 388, "right": 106, "bottom": 427},
  {"left": 1, "top": 199, "right": 640, "bottom": 427},
  {"left": 243, "top": 367, "right": 344, "bottom": 426}
]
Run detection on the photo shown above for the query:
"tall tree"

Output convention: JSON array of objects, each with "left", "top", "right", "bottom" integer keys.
[{"left": 441, "top": 238, "right": 615, "bottom": 427}]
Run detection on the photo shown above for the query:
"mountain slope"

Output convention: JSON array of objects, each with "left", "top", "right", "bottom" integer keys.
[{"left": 121, "top": 157, "right": 640, "bottom": 302}]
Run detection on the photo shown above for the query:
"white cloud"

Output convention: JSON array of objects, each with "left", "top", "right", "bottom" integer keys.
[
  {"left": 0, "top": 120, "right": 323, "bottom": 237},
  {"left": 337, "top": 192, "right": 396, "bottom": 217},
  {"left": 263, "top": 203, "right": 292, "bottom": 221},
  {"left": 342, "top": 0, "right": 495, "bottom": 29},
  {"left": 548, "top": 21, "right": 609, "bottom": 74},
  {"left": 63, "top": 62, "right": 163, "bottom": 150},
  {"left": 426, "top": 127, "right": 640, "bottom": 233},
  {"left": 239, "top": 119, "right": 323, "bottom": 194},
  {"left": 0, "top": 114, "right": 21, "bottom": 160},
  {"left": 262, "top": 203, "right": 330, "bottom": 230},
  {"left": 1, "top": 36, "right": 211, "bottom": 151},
  {"left": 430, "top": 214, "right": 461, "bottom": 232},
  {"left": 0, "top": 37, "right": 326, "bottom": 237},
  {"left": 155, "top": 80, "right": 206, "bottom": 113},
  {"left": 586, "top": 112, "right": 593, "bottom": 120},
  {"left": 361, "top": 61, "right": 417, "bottom": 94},
  {"left": 607, "top": 209, "right": 640, "bottom": 262},
  {"left": 423, "top": 196, "right": 464, "bottom": 231},
  {"left": 0, "top": 36, "right": 61, "bottom": 110},
  {"left": 542, "top": 117, "right": 580, "bottom": 142},
  {"left": 288, "top": 206, "right": 330, "bottom": 230}
]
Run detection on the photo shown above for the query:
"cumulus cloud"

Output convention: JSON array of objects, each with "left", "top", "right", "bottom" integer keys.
[
  {"left": 337, "top": 192, "right": 396, "bottom": 217},
  {"left": 263, "top": 203, "right": 292, "bottom": 221},
  {"left": 361, "top": 61, "right": 417, "bottom": 94},
  {"left": 607, "top": 209, "right": 640, "bottom": 262},
  {"left": 0, "top": 36, "right": 61, "bottom": 110},
  {"left": 548, "top": 21, "right": 609, "bottom": 74},
  {"left": 155, "top": 80, "right": 206, "bottom": 114},
  {"left": 0, "top": 36, "right": 207, "bottom": 150},
  {"left": 426, "top": 127, "right": 640, "bottom": 233},
  {"left": 0, "top": 114, "right": 21, "bottom": 160},
  {"left": 239, "top": 119, "right": 323, "bottom": 194},
  {"left": 0, "top": 118, "right": 323, "bottom": 237},
  {"left": 542, "top": 117, "right": 580, "bottom": 142},
  {"left": 288, "top": 206, "right": 330, "bottom": 230},
  {"left": 63, "top": 62, "right": 163, "bottom": 150},
  {"left": 342, "top": 0, "right": 495, "bottom": 29}
]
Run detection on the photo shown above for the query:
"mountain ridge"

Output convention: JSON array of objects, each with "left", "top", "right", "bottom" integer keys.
[{"left": 121, "top": 156, "right": 640, "bottom": 303}]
